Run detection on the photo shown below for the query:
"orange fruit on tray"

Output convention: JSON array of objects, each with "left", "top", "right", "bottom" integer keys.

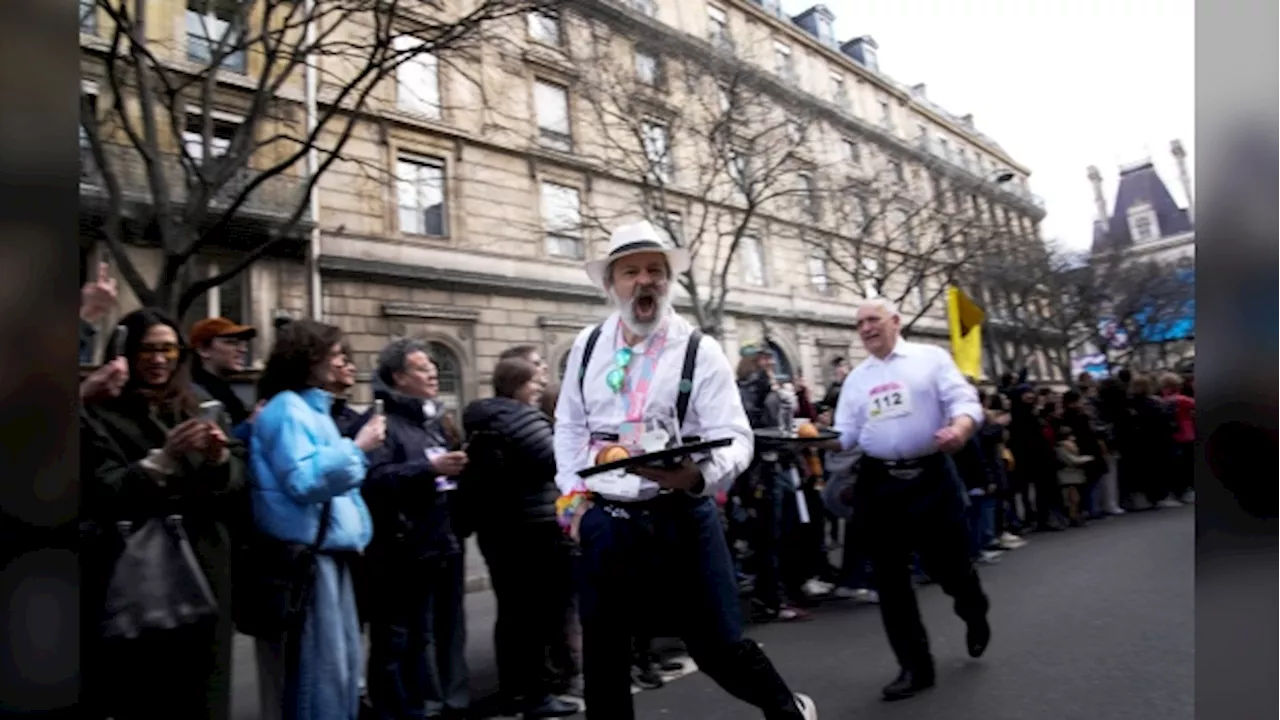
[
  {"left": 595, "top": 444, "right": 632, "bottom": 465},
  {"left": 796, "top": 423, "right": 820, "bottom": 438}
]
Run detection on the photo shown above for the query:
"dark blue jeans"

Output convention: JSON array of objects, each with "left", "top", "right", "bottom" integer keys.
[
  {"left": 965, "top": 493, "right": 997, "bottom": 558},
  {"left": 576, "top": 494, "right": 804, "bottom": 720}
]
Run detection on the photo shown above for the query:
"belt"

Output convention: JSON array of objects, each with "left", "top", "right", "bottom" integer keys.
[
  {"left": 590, "top": 491, "right": 699, "bottom": 518},
  {"left": 590, "top": 432, "right": 702, "bottom": 444},
  {"left": 862, "top": 452, "right": 944, "bottom": 480}
]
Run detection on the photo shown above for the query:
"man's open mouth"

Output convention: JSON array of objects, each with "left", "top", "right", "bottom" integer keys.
[{"left": 635, "top": 295, "right": 656, "bottom": 315}]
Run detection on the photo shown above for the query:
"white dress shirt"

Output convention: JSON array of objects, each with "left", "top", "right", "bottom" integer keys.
[
  {"left": 834, "top": 338, "right": 984, "bottom": 460},
  {"left": 553, "top": 311, "right": 754, "bottom": 501}
]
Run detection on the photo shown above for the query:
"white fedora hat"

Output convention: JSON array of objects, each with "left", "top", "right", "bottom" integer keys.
[{"left": 585, "top": 220, "right": 691, "bottom": 288}]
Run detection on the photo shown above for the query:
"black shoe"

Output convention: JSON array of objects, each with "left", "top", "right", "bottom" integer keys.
[
  {"left": 523, "top": 695, "right": 579, "bottom": 719},
  {"left": 967, "top": 617, "right": 991, "bottom": 658},
  {"left": 881, "top": 668, "right": 935, "bottom": 701}
]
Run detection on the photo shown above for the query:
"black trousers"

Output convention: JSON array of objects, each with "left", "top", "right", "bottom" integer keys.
[
  {"left": 576, "top": 494, "right": 804, "bottom": 720},
  {"left": 366, "top": 553, "right": 468, "bottom": 719},
  {"left": 477, "top": 522, "right": 575, "bottom": 705},
  {"left": 854, "top": 455, "right": 990, "bottom": 675}
]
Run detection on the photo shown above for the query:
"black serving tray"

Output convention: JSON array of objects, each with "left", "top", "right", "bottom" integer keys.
[
  {"left": 576, "top": 438, "right": 733, "bottom": 479},
  {"left": 753, "top": 427, "right": 841, "bottom": 447}
]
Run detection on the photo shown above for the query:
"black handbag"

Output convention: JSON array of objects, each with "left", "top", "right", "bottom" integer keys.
[
  {"left": 100, "top": 514, "right": 219, "bottom": 640},
  {"left": 231, "top": 500, "right": 333, "bottom": 641}
]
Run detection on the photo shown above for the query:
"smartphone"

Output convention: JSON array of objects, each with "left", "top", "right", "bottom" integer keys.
[
  {"left": 111, "top": 325, "right": 128, "bottom": 358},
  {"left": 198, "top": 400, "right": 224, "bottom": 423},
  {"left": 372, "top": 399, "right": 384, "bottom": 417}
]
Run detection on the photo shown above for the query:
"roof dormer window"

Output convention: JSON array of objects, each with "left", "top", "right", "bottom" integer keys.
[{"left": 1127, "top": 202, "right": 1160, "bottom": 243}]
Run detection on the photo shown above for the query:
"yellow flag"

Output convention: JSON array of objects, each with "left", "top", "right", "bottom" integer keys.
[{"left": 946, "top": 286, "right": 985, "bottom": 379}]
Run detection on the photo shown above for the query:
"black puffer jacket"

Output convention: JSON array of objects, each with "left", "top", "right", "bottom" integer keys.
[
  {"left": 461, "top": 396, "right": 559, "bottom": 529},
  {"left": 363, "top": 390, "right": 460, "bottom": 562}
]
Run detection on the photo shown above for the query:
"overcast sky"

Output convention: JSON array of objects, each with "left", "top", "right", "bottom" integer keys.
[{"left": 784, "top": 0, "right": 1195, "bottom": 251}]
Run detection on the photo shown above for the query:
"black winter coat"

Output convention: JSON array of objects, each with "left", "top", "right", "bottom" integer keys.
[
  {"left": 461, "top": 396, "right": 560, "bottom": 529},
  {"left": 362, "top": 391, "right": 460, "bottom": 562}
]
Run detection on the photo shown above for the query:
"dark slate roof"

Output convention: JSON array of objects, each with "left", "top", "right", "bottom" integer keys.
[{"left": 1091, "top": 161, "right": 1194, "bottom": 254}]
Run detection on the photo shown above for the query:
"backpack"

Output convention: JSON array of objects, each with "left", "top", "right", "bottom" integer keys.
[{"left": 577, "top": 324, "right": 702, "bottom": 431}]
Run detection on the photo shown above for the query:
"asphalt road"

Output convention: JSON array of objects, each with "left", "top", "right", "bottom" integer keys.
[
  {"left": 230, "top": 505, "right": 1193, "bottom": 720},
  {"left": 631, "top": 506, "right": 1194, "bottom": 720}
]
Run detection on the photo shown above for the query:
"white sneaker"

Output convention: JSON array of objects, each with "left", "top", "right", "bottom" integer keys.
[
  {"left": 802, "top": 578, "right": 833, "bottom": 597},
  {"left": 854, "top": 588, "right": 879, "bottom": 603},
  {"left": 1180, "top": 490, "right": 1196, "bottom": 504},
  {"left": 998, "top": 532, "right": 1027, "bottom": 549},
  {"left": 1106, "top": 506, "right": 1126, "bottom": 515},
  {"left": 1157, "top": 498, "right": 1184, "bottom": 509},
  {"left": 978, "top": 550, "right": 1003, "bottom": 564},
  {"left": 833, "top": 585, "right": 860, "bottom": 599},
  {"left": 794, "top": 692, "right": 819, "bottom": 719}
]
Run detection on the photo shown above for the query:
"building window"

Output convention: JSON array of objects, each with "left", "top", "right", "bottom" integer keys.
[
  {"left": 707, "top": 5, "right": 730, "bottom": 47},
  {"left": 396, "top": 155, "right": 448, "bottom": 237},
  {"left": 808, "top": 250, "right": 829, "bottom": 291},
  {"left": 394, "top": 35, "right": 441, "bottom": 119},
  {"left": 427, "top": 341, "right": 463, "bottom": 410},
  {"left": 798, "top": 172, "right": 818, "bottom": 220},
  {"left": 957, "top": 148, "right": 969, "bottom": 170},
  {"left": 917, "top": 124, "right": 929, "bottom": 149},
  {"left": 654, "top": 211, "right": 683, "bottom": 248},
  {"left": 816, "top": 16, "right": 834, "bottom": 44},
  {"left": 861, "top": 258, "right": 880, "bottom": 298},
  {"left": 843, "top": 138, "right": 861, "bottom": 165},
  {"left": 890, "top": 160, "right": 905, "bottom": 184},
  {"left": 635, "top": 48, "right": 660, "bottom": 86},
  {"left": 831, "top": 73, "right": 847, "bottom": 107},
  {"left": 80, "top": 0, "right": 96, "bottom": 33},
  {"left": 528, "top": 11, "right": 562, "bottom": 46},
  {"left": 895, "top": 210, "right": 917, "bottom": 251},
  {"left": 911, "top": 282, "right": 927, "bottom": 311},
  {"left": 534, "top": 79, "right": 572, "bottom": 152},
  {"left": 186, "top": 0, "right": 246, "bottom": 72},
  {"left": 931, "top": 174, "right": 946, "bottom": 209},
  {"left": 879, "top": 100, "right": 893, "bottom": 131},
  {"left": 541, "top": 181, "right": 583, "bottom": 259},
  {"left": 641, "top": 120, "right": 673, "bottom": 183},
  {"left": 787, "top": 117, "right": 805, "bottom": 145},
  {"left": 1128, "top": 204, "right": 1160, "bottom": 242},
  {"left": 741, "top": 235, "right": 766, "bottom": 286},
  {"left": 79, "top": 84, "right": 98, "bottom": 151},
  {"left": 773, "top": 41, "right": 793, "bottom": 79},
  {"left": 182, "top": 112, "right": 239, "bottom": 164},
  {"left": 938, "top": 137, "right": 950, "bottom": 160},
  {"left": 727, "top": 148, "right": 747, "bottom": 193},
  {"left": 716, "top": 83, "right": 732, "bottom": 114},
  {"left": 181, "top": 259, "right": 251, "bottom": 358},
  {"left": 862, "top": 45, "right": 879, "bottom": 71}
]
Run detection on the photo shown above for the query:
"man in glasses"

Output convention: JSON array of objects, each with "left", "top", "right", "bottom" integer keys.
[{"left": 553, "top": 220, "right": 818, "bottom": 720}]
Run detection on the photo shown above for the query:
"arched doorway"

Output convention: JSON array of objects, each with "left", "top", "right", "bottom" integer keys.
[
  {"left": 768, "top": 340, "right": 794, "bottom": 382},
  {"left": 427, "top": 341, "right": 463, "bottom": 411}
]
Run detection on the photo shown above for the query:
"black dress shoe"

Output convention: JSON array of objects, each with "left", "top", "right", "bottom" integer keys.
[
  {"left": 967, "top": 617, "right": 991, "bottom": 658},
  {"left": 881, "top": 668, "right": 935, "bottom": 701},
  {"left": 523, "top": 695, "right": 579, "bottom": 719}
]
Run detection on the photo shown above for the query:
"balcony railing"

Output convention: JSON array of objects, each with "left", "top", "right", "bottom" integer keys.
[
  {"left": 79, "top": 143, "right": 311, "bottom": 223},
  {"left": 624, "top": 0, "right": 657, "bottom": 17}
]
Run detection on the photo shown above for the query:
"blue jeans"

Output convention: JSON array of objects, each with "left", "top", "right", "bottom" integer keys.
[
  {"left": 965, "top": 493, "right": 997, "bottom": 558},
  {"left": 576, "top": 495, "right": 804, "bottom": 720}
]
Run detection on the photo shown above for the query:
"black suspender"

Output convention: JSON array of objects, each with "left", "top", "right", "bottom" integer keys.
[{"left": 576, "top": 324, "right": 703, "bottom": 428}]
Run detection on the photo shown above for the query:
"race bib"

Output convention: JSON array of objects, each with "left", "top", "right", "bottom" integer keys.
[
  {"left": 867, "top": 381, "right": 913, "bottom": 422},
  {"left": 585, "top": 469, "right": 644, "bottom": 500}
]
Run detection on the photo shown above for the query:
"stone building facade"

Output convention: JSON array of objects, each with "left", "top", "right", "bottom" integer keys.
[{"left": 80, "top": 0, "right": 1047, "bottom": 405}]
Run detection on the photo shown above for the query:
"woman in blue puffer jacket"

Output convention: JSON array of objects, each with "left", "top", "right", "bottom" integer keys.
[{"left": 250, "top": 319, "right": 386, "bottom": 720}]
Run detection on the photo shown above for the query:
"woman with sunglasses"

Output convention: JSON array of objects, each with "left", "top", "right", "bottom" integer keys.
[{"left": 80, "top": 307, "right": 246, "bottom": 720}]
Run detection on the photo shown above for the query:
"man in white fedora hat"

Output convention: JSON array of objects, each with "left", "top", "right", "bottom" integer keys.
[{"left": 553, "top": 220, "right": 818, "bottom": 719}]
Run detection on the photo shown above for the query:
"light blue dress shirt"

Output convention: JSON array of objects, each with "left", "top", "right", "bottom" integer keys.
[{"left": 834, "top": 338, "right": 984, "bottom": 461}]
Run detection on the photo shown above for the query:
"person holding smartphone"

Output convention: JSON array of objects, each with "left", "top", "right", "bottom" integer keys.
[
  {"left": 363, "top": 339, "right": 471, "bottom": 720},
  {"left": 80, "top": 308, "right": 246, "bottom": 720}
]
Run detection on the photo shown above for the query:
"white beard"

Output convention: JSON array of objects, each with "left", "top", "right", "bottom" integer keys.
[{"left": 608, "top": 286, "right": 671, "bottom": 338}]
